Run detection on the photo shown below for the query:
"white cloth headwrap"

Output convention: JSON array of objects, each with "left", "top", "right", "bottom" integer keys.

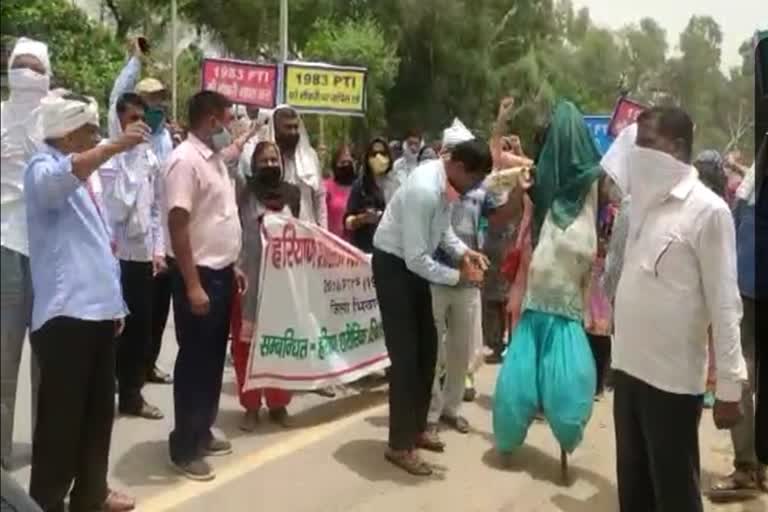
[
  {"left": 9, "top": 37, "right": 51, "bottom": 75},
  {"left": 40, "top": 92, "right": 99, "bottom": 139},
  {"left": 600, "top": 122, "right": 637, "bottom": 196},
  {"left": 259, "top": 105, "right": 321, "bottom": 190},
  {"left": 442, "top": 118, "right": 474, "bottom": 149}
]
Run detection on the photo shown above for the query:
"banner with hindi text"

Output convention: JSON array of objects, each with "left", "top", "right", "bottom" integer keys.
[
  {"left": 245, "top": 215, "right": 389, "bottom": 391},
  {"left": 283, "top": 61, "right": 367, "bottom": 116}
]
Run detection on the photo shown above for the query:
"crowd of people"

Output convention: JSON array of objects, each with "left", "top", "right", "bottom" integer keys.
[{"left": 0, "top": 34, "right": 764, "bottom": 512}]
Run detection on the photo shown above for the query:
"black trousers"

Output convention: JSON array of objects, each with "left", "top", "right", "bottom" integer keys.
[
  {"left": 168, "top": 263, "right": 234, "bottom": 464},
  {"left": 587, "top": 334, "right": 611, "bottom": 395},
  {"left": 116, "top": 260, "right": 153, "bottom": 410},
  {"left": 613, "top": 370, "right": 703, "bottom": 512},
  {"left": 372, "top": 249, "right": 438, "bottom": 451},
  {"left": 29, "top": 317, "right": 116, "bottom": 512},
  {"left": 147, "top": 268, "right": 172, "bottom": 374}
]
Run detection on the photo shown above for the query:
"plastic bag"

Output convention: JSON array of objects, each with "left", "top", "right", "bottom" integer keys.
[{"left": 493, "top": 310, "right": 596, "bottom": 453}]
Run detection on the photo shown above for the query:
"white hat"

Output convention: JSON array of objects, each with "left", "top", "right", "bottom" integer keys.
[
  {"left": 442, "top": 118, "right": 474, "bottom": 149},
  {"left": 41, "top": 91, "right": 99, "bottom": 139}
]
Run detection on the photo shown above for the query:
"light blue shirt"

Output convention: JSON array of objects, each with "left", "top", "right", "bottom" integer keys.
[
  {"left": 25, "top": 145, "right": 127, "bottom": 331},
  {"left": 373, "top": 159, "right": 468, "bottom": 286}
]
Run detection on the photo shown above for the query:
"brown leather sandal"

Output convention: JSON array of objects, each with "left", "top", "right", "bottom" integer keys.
[{"left": 385, "top": 450, "right": 433, "bottom": 476}]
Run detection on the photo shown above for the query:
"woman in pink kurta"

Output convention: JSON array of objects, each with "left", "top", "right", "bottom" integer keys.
[{"left": 324, "top": 144, "right": 356, "bottom": 239}]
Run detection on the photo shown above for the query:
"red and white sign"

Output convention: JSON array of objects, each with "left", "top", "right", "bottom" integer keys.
[
  {"left": 608, "top": 96, "right": 647, "bottom": 138},
  {"left": 201, "top": 58, "right": 278, "bottom": 108}
]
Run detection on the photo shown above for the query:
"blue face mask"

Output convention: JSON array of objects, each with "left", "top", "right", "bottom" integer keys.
[{"left": 144, "top": 107, "right": 165, "bottom": 135}]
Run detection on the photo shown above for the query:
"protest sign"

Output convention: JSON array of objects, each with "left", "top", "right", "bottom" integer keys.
[
  {"left": 283, "top": 62, "right": 367, "bottom": 116},
  {"left": 583, "top": 115, "right": 614, "bottom": 155},
  {"left": 202, "top": 58, "right": 278, "bottom": 108},
  {"left": 608, "top": 96, "right": 647, "bottom": 138},
  {"left": 245, "top": 215, "right": 389, "bottom": 391}
]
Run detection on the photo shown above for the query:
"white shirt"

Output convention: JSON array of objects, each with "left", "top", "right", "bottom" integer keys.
[
  {"left": 1, "top": 96, "right": 45, "bottom": 256},
  {"left": 613, "top": 173, "right": 747, "bottom": 401}
]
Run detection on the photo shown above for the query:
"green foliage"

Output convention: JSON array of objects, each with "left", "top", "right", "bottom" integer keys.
[
  {"left": 303, "top": 15, "right": 400, "bottom": 145},
  {"left": 2, "top": 0, "right": 124, "bottom": 110},
  {"left": 1, "top": 0, "right": 758, "bottom": 157}
]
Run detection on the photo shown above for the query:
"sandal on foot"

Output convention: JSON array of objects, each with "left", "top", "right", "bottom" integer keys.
[
  {"left": 385, "top": 450, "right": 432, "bottom": 476},
  {"left": 416, "top": 427, "right": 445, "bottom": 453},
  {"left": 120, "top": 401, "right": 164, "bottom": 420},
  {"left": 440, "top": 414, "right": 470, "bottom": 434},
  {"left": 708, "top": 470, "right": 763, "bottom": 501}
]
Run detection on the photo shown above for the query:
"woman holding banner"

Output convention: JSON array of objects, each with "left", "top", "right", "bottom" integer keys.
[{"left": 231, "top": 141, "right": 300, "bottom": 432}]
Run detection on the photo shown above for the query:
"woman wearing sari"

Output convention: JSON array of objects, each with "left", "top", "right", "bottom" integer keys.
[{"left": 493, "top": 101, "right": 602, "bottom": 468}]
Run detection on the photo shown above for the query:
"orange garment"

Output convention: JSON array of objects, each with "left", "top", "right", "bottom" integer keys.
[
  {"left": 230, "top": 291, "right": 291, "bottom": 411},
  {"left": 506, "top": 195, "right": 533, "bottom": 335}
]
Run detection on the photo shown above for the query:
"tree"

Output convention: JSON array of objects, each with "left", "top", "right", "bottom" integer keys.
[
  {"left": 2, "top": 0, "right": 124, "bottom": 112},
  {"left": 303, "top": 15, "right": 400, "bottom": 144}
]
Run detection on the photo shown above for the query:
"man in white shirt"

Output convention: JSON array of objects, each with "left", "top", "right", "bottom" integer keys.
[
  {"left": 100, "top": 90, "right": 165, "bottom": 420},
  {"left": 0, "top": 37, "right": 50, "bottom": 469},
  {"left": 610, "top": 106, "right": 748, "bottom": 512},
  {"left": 392, "top": 130, "right": 421, "bottom": 182}
]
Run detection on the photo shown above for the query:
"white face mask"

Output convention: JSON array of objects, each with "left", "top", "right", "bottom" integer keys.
[
  {"left": 626, "top": 147, "right": 692, "bottom": 196},
  {"left": 8, "top": 68, "right": 50, "bottom": 96},
  {"left": 626, "top": 146, "right": 695, "bottom": 237}
]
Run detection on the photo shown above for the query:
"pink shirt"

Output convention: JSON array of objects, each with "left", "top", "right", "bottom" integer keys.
[
  {"left": 324, "top": 178, "right": 352, "bottom": 239},
  {"left": 163, "top": 134, "right": 242, "bottom": 270}
]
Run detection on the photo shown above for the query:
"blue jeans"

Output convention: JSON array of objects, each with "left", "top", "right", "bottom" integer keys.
[
  {"left": 0, "top": 247, "right": 38, "bottom": 464},
  {"left": 168, "top": 264, "right": 234, "bottom": 464}
]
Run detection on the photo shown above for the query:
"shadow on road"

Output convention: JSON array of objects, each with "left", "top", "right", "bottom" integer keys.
[
  {"left": 333, "top": 439, "right": 446, "bottom": 484},
  {"left": 112, "top": 440, "right": 183, "bottom": 487},
  {"left": 481, "top": 445, "right": 616, "bottom": 510}
]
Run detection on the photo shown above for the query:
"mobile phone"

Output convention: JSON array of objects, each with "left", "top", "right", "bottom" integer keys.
[{"left": 138, "top": 37, "right": 151, "bottom": 55}]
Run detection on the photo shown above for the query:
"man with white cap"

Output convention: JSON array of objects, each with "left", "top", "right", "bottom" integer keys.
[
  {"left": 0, "top": 36, "right": 50, "bottom": 469},
  {"left": 241, "top": 106, "right": 327, "bottom": 227},
  {"left": 25, "top": 91, "right": 147, "bottom": 512}
]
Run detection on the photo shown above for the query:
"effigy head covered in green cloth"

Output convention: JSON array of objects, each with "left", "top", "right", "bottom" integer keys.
[{"left": 531, "top": 100, "right": 603, "bottom": 240}]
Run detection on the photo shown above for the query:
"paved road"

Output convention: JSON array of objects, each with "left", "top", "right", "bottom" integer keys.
[{"left": 6, "top": 321, "right": 767, "bottom": 512}]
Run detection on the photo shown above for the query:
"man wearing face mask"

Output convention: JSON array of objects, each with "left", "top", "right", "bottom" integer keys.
[
  {"left": 392, "top": 130, "right": 422, "bottom": 183},
  {"left": 0, "top": 36, "right": 50, "bottom": 470},
  {"left": 371, "top": 139, "right": 498, "bottom": 475},
  {"left": 99, "top": 90, "right": 165, "bottom": 421},
  {"left": 609, "top": 107, "right": 748, "bottom": 512},
  {"left": 110, "top": 37, "right": 177, "bottom": 385},
  {"left": 26, "top": 91, "right": 147, "bottom": 512},
  {"left": 163, "top": 91, "right": 248, "bottom": 481}
]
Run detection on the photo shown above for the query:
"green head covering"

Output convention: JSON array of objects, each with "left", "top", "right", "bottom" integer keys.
[{"left": 531, "top": 100, "right": 603, "bottom": 240}]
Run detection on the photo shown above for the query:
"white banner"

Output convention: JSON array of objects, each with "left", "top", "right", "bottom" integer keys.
[{"left": 245, "top": 214, "right": 390, "bottom": 391}]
